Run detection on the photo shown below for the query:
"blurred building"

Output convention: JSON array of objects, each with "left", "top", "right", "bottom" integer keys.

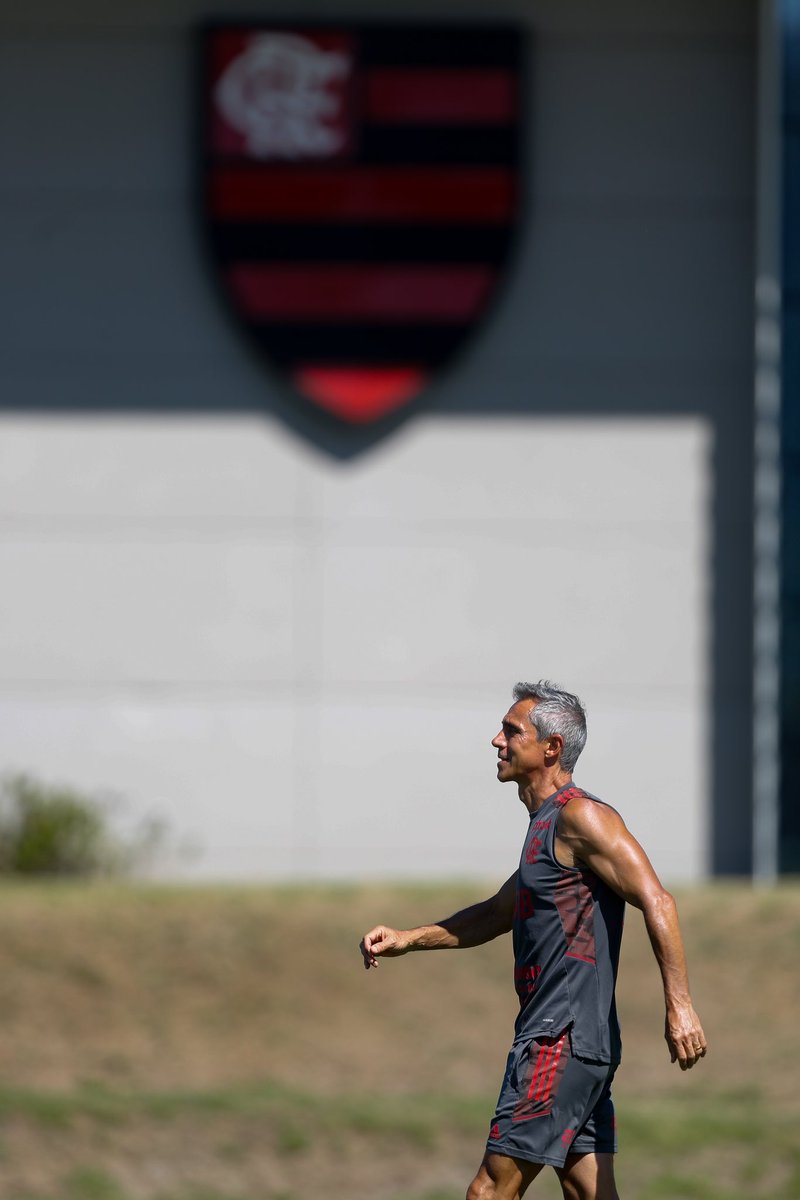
[
  {"left": 779, "top": 0, "right": 799, "bottom": 873},
  {"left": 0, "top": 0, "right": 790, "bottom": 883}
]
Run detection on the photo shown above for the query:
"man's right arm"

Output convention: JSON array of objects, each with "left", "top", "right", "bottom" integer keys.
[{"left": 359, "top": 871, "right": 517, "bottom": 969}]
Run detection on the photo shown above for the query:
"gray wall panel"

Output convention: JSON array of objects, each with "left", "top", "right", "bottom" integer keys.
[{"left": 0, "top": 0, "right": 754, "bottom": 38}]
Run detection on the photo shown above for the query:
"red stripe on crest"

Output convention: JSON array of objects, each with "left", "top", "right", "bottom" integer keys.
[
  {"left": 226, "top": 264, "right": 496, "bottom": 322},
  {"left": 365, "top": 68, "right": 517, "bottom": 124},
  {"left": 292, "top": 365, "right": 426, "bottom": 423},
  {"left": 210, "top": 167, "right": 516, "bottom": 223}
]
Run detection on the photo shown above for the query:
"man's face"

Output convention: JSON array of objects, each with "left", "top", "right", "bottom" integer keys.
[{"left": 491, "top": 699, "right": 548, "bottom": 784}]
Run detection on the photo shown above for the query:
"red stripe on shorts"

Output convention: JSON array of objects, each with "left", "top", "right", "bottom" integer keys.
[
  {"left": 526, "top": 1044, "right": 550, "bottom": 1100},
  {"left": 540, "top": 1035, "right": 566, "bottom": 1103}
]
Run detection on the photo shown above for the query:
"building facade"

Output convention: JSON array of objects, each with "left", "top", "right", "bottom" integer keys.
[{"left": 0, "top": 1, "right": 760, "bottom": 881}]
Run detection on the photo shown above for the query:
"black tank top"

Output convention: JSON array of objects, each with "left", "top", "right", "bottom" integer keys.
[{"left": 512, "top": 782, "right": 625, "bottom": 1063}]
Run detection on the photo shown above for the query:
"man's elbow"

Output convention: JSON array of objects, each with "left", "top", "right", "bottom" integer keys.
[{"left": 639, "top": 886, "right": 677, "bottom": 923}]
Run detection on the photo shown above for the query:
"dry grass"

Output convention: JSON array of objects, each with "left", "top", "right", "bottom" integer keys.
[{"left": 0, "top": 881, "right": 797, "bottom": 1199}]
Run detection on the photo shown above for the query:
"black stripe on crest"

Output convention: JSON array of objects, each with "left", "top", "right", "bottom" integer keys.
[
  {"left": 210, "top": 222, "right": 514, "bottom": 263},
  {"left": 359, "top": 26, "right": 521, "bottom": 68},
  {"left": 358, "top": 125, "right": 518, "bottom": 166},
  {"left": 246, "top": 323, "right": 470, "bottom": 365}
]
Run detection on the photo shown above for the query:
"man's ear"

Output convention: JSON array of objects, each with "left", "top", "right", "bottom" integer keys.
[{"left": 545, "top": 734, "right": 564, "bottom": 764}]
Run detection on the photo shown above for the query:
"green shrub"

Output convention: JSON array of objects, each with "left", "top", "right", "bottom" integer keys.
[{"left": 0, "top": 774, "right": 163, "bottom": 878}]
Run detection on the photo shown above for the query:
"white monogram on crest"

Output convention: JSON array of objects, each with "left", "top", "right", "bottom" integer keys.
[{"left": 215, "top": 33, "right": 351, "bottom": 158}]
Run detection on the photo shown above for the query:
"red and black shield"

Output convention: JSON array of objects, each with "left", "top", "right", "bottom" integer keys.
[{"left": 200, "top": 22, "right": 523, "bottom": 431}]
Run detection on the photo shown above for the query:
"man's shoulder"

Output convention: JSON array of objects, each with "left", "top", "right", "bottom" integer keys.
[
  {"left": 555, "top": 784, "right": 612, "bottom": 812},
  {"left": 554, "top": 784, "right": 595, "bottom": 808},
  {"left": 556, "top": 790, "right": 623, "bottom": 834}
]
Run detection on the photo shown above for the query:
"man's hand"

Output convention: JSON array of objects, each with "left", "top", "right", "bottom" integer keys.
[
  {"left": 359, "top": 879, "right": 517, "bottom": 969},
  {"left": 359, "top": 925, "right": 411, "bottom": 969},
  {"left": 665, "top": 1003, "right": 708, "bottom": 1070}
]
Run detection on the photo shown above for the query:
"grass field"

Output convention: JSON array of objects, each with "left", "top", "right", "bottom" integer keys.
[{"left": 0, "top": 882, "right": 797, "bottom": 1200}]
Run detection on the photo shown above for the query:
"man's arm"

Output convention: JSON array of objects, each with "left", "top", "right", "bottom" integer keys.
[
  {"left": 557, "top": 798, "right": 707, "bottom": 1071},
  {"left": 359, "top": 871, "right": 517, "bottom": 970}
]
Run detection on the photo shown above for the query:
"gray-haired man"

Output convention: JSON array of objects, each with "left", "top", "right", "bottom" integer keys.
[{"left": 359, "top": 681, "right": 706, "bottom": 1200}]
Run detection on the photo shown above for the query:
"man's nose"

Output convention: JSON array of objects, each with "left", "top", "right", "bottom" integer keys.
[{"left": 491, "top": 732, "right": 503, "bottom": 748}]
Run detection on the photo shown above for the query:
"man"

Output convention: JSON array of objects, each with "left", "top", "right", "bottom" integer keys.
[{"left": 359, "top": 681, "right": 706, "bottom": 1200}]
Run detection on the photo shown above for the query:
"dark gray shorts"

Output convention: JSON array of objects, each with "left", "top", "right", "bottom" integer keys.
[{"left": 485, "top": 1029, "right": 617, "bottom": 1168}]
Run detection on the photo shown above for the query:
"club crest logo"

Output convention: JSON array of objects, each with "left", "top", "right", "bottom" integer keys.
[
  {"left": 200, "top": 22, "right": 523, "bottom": 440},
  {"left": 212, "top": 33, "right": 353, "bottom": 159}
]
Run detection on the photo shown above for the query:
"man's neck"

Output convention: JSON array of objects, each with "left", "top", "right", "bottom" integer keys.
[{"left": 517, "top": 770, "right": 573, "bottom": 815}]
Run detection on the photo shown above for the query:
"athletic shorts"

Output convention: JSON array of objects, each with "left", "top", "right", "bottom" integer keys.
[{"left": 485, "top": 1028, "right": 618, "bottom": 1168}]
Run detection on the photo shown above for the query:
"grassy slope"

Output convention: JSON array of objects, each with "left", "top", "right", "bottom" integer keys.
[{"left": 0, "top": 882, "right": 797, "bottom": 1200}]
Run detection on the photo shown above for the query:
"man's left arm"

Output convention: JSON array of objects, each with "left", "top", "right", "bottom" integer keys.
[{"left": 557, "top": 798, "right": 707, "bottom": 1072}]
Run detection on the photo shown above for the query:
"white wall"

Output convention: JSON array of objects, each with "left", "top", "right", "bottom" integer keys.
[{"left": 0, "top": 1, "right": 755, "bottom": 882}]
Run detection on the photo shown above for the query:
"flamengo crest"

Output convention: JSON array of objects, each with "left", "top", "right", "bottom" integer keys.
[{"left": 200, "top": 22, "right": 523, "bottom": 436}]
